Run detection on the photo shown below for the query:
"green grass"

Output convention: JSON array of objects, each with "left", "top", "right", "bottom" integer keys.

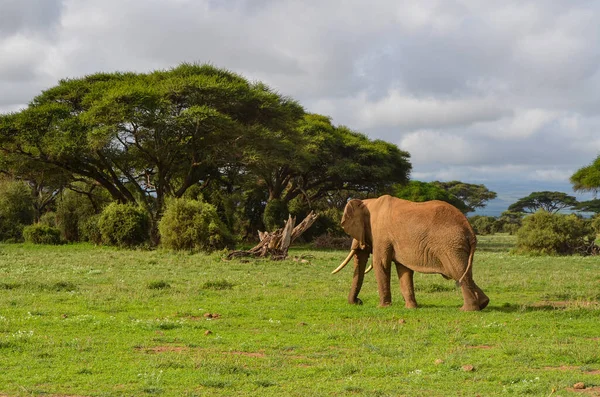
[{"left": 0, "top": 241, "right": 599, "bottom": 396}]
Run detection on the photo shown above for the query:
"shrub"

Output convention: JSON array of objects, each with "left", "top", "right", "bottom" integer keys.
[
  {"left": 39, "top": 211, "right": 58, "bottom": 228},
  {"left": 79, "top": 214, "right": 102, "bottom": 244},
  {"left": 591, "top": 215, "right": 600, "bottom": 235},
  {"left": 98, "top": 203, "right": 149, "bottom": 247},
  {"left": 158, "top": 198, "right": 234, "bottom": 251},
  {"left": 0, "top": 178, "right": 34, "bottom": 242},
  {"left": 516, "top": 211, "right": 596, "bottom": 255},
  {"left": 23, "top": 224, "right": 62, "bottom": 245},
  {"left": 469, "top": 215, "right": 497, "bottom": 235},
  {"left": 495, "top": 210, "right": 524, "bottom": 235}
]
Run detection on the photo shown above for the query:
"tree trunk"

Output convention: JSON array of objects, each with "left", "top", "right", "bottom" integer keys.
[{"left": 228, "top": 211, "right": 319, "bottom": 260}]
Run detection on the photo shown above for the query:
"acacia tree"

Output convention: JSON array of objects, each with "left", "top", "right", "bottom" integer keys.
[
  {"left": 245, "top": 113, "right": 411, "bottom": 207},
  {"left": 393, "top": 181, "right": 467, "bottom": 211},
  {"left": 508, "top": 191, "right": 578, "bottom": 214},
  {"left": 0, "top": 64, "right": 304, "bottom": 234},
  {"left": 432, "top": 181, "right": 497, "bottom": 213},
  {"left": 575, "top": 199, "right": 600, "bottom": 213},
  {"left": 571, "top": 156, "right": 600, "bottom": 194}
]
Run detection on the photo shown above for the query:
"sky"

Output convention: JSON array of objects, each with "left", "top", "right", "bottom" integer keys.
[{"left": 1, "top": 0, "right": 600, "bottom": 215}]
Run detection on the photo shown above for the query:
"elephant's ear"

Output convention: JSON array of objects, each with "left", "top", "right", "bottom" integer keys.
[{"left": 341, "top": 199, "right": 371, "bottom": 249}]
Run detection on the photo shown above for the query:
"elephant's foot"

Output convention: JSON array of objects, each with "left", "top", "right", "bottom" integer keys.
[
  {"left": 460, "top": 280, "right": 489, "bottom": 311},
  {"left": 460, "top": 303, "right": 481, "bottom": 311},
  {"left": 474, "top": 285, "right": 490, "bottom": 310},
  {"left": 404, "top": 301, "right": 418, "bottom": 309},
  {"left": 477, "top": 293, "right": 490, "bottom": 310}
]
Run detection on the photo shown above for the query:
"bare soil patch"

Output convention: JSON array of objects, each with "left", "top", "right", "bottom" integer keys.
[
  {"left": 531, "top": 300, "right": 599, "bottom": 309},
  {"left": 226, "top": 351, "right": 266, "bottom": 358},
  {"left": 544, "top": 366, "right": 600, "bottom": 375},
  {"left": 136, "top": 345, "right": 189, "bottom": 353},
  {"left": 566, "top": 386, "right": 600, "bottom": 395}
]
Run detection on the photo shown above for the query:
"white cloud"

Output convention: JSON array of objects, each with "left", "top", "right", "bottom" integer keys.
[
  {"left": 354, "top": 90, "right": 509, "bottom": 130},
  {"left": 399, "top": 130, "right": 485, "bottom": 166}
]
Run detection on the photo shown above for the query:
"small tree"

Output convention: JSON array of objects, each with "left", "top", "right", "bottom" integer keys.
[
  {"left": 158, "top": 198, "right": 234, "bottom": 251},
  {"left": 516, "top": 211, "right": 596, "bottom": 255},
  {"left": 97, "top": 203, "right": 149, "bottom": 247},
  {"left": 508, "top": 191, "right": 578, "bottom": 214}
]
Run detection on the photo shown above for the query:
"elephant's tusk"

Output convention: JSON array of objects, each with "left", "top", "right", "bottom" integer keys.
[
  {"left": 331, "top": 249, "right": 356, "bottom": 274},
  {"left": 364, "top": 264, "right": 373, "bottom": 274}
]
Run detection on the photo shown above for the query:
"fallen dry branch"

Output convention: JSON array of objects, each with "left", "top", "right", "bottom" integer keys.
[{"left": 227, "top": 211, "right": 319, "bottom": 260}]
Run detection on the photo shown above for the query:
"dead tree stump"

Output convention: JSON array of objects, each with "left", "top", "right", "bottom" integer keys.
[{"left": 228, "top": 211, "right": 319, "bottom": 260}]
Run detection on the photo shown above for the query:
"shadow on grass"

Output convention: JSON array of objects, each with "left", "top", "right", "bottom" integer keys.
[
  {"left": 484, "top": 303, "right": 569, "bottom": 313},
  {"left": 395, "top": 302, "right": 569, "bottom": 313}
]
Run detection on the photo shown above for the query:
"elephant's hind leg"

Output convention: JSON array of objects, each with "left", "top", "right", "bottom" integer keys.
[
  {"left": 459, "top": 278, "right": 489, "bottom": 311},
  {"left": 395, "top": 262, "right": 417, "bottom": 309}
]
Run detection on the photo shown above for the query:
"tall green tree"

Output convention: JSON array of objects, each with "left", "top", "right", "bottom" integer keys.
[
  {"left": 508, "top": 191, "right": 578, "bottom": 214},
  {"left": 0, "top": 64, "right": 304, "bottom": 232},
  {"left": 432, "top": 181, "right": 497, "bottom": 213},
  {"left": 393, "top": 181, "right": 467, "bottom": 212},
  {"left": 244, "top": 113, "right": 411, "bottom": 205}
]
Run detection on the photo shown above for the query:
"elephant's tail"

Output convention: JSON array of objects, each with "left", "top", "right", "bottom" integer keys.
[{"left": 458, "top": 234, "right": 477, "bottom": 284}]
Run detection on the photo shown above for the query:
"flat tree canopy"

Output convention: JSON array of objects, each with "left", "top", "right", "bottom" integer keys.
[
  {"left": 508, "top": 191, "right": 578, "bottom": 214},
  {"left": 393, "top": 180, "right": 468, "bottom": 212}
]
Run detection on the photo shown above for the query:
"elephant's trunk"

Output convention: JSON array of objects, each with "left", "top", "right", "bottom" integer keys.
[
  {"left": 331, "top": 249, "right": 356, "bottom": 274},
  {"left": 348, "top": 249, "right": 370, "bottom": 304}
]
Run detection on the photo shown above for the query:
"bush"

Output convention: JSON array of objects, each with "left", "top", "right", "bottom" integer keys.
[
  {"left": 158, "top": 198, "right": 234, "bottom": 251},
  {"left": 98, "top": 203, "right": 149, "bottom": 247},
  {"left": 469, "top": 215, "right": 497, "bottom": 235},
  {"left": 516, "top": 211, "right": 596, "bottom": 255},
  {"left": 79, "top": 214, "right": 102, "bottom": 244},
  {"left": 39, "top": 211, "right": 58, "bottom": 228},
  {"left": 0, "top": 178, "right": 34, "bottom": 242},
  {"left": 591, "top": 215, "right": 600, "bottom": 235},
  {"left": 23, "top": 224, "right": 62, "bottom": 245}
]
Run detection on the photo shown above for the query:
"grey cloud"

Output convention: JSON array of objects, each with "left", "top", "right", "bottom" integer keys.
[
  {"left": 2, "top": 0, "right": 600, "bottom": 193},
  {"left": 0, "top": 0, "right": 63, "bottom": 36}
]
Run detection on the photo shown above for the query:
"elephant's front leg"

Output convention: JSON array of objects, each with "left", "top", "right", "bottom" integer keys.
[
  {"left": 373, "top": 249, "right": 393, "bottom": 307},
  {"left": 395, "top": 262, "right": 417, "bottom": 309},
  {"left": 348, "top": 249, "right": 370, "bottom": 305}
]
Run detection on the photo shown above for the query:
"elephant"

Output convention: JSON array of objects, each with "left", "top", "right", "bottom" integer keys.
[{"left": 331, "top": 195, "right": 489, "bottom": 311}]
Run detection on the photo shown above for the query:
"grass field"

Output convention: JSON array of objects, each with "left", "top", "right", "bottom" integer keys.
[{"left": 0, "top": 236, "right": 599, "bottom": 396}]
